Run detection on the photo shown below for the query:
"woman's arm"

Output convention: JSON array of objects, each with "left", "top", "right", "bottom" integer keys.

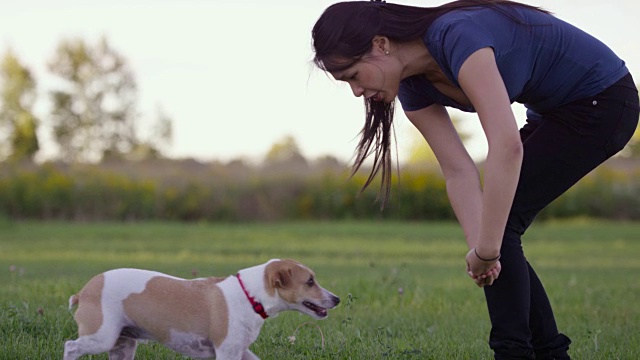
[
  {"left": 457, "top": 47, "right": 523, "bottom": 273},
  {"left": 405, "top": 104, "right": 483, "bottom": 250},
  {"left": 406, "top": 105, "right": 500, "bottom": 286}
]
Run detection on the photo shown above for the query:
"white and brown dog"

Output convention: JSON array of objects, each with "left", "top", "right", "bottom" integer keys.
[{"left": 63, "top": 259, "right": 340, "bottom": 360}]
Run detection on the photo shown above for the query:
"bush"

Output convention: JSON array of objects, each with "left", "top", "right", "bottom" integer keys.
[{"left": 0, "top": 159, "right": 637, "bottom": 221}]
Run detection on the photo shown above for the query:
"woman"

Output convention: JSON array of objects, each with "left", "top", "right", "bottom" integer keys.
[{"left": 311, "top": 1, "right": 639, "bottom": 359}]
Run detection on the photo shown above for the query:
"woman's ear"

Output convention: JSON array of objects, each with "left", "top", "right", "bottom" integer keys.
[{"left": 372, "top": 35, "right": 390, "bottom": 55}]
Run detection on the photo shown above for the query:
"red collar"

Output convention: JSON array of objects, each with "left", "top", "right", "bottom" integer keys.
[{"left": 236, "top": 273, "right": 268, "bottom": 319}]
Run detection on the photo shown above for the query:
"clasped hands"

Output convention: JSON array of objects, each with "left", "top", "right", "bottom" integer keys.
[{"left": 466, "top": 248, "right": 501, "bottom": 287}]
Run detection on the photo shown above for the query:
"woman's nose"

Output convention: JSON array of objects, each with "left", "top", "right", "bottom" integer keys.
[{"left": 349, "top": 83, "right": 364, "bottom": 98}]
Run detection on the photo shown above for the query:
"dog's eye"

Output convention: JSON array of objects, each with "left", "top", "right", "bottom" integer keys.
[{"left": 306, "top": 278, "right": 315, "bottom": 287}]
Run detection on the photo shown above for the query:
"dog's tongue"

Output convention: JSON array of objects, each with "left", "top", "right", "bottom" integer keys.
[{"left": 304, "top": 301, "right": 327, "bottom": 317}]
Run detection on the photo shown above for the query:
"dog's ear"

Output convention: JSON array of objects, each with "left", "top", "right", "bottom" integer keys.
[
  {"left": 273, "top": 268, "right": 292, "bottom": 289},
  {"left": 265, "top": 261, "right": 294, "bottom": 295}
]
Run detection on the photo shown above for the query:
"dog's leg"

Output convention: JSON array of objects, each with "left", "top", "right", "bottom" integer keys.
[
  {"left": 63, "top": 340, "right": 81, "bottom": 360},
  {"left": 213, "top": 345, "right": 258, "bottom": 360},
  {"left": 241, "top": 349, "right": 260, "bottom": 360},
  {"left": 108, "top": 336, "right": 138, "bottom": 360},
  {"left": 64, "top": 320, "right": 126, "bottom": 360},
  {"left": 63, "top": 333, "right": 120, "bottom": 360}
]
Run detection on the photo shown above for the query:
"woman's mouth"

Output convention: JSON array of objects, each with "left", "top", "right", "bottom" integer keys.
[{"left": 369, "top": 92, "right": 383, "bottom": 102}]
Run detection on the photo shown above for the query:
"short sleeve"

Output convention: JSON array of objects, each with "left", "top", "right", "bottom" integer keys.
[
  {"left": 398, "top": 76, "right": 435, "bottom": 112},
  {"left": 430, "top": 18, "right": 496, "bottom": 80}
]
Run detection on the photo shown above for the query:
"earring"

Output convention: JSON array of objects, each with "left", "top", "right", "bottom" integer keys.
[{"left": 384, "top": 50, "right": 390, "bottom": 55}]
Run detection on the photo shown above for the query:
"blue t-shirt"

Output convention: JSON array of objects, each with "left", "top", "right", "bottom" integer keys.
[{"left": 398, "top": 5, "right": 628, "bottom": 118}]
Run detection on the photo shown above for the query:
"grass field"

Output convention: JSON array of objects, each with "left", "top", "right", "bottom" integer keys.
[{"left": 1, "top": 219, "right": 639, "bottom": 359}]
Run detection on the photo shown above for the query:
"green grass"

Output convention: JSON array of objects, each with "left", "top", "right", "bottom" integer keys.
[{"left": 1, "top": 220, "right": 639, "bottom": 359}]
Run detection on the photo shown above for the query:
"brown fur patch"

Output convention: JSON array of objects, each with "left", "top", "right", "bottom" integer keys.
[
  {"left": 123, "top": 276, "right": 229, "bottom": 347},
  {"left": 74, "top": 274, "right": 105, "bottom": 336},
  {"left": 264, "top": 260, "right": 321, "bottom": 304}
]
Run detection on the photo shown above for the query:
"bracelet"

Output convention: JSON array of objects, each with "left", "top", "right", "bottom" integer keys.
[{"left": 474, "top": 248, "right": 501, "bottom": 262}]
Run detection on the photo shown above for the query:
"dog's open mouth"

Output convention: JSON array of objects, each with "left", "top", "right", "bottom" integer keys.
[{"left": 303, "top": 301, "right": 327, "bottom": 317}]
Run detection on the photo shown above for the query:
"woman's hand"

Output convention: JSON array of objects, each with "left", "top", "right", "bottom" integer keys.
[{"left": 466, "top": 248, "right": 501, "bottom": 287}]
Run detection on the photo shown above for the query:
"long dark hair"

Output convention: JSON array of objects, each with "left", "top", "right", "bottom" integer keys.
[{"left": 311, "top": 0, "right": 549, "bottom": 208}]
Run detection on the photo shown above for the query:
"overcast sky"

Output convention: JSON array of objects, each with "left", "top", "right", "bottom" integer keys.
[{"left": 1, "top": 0, "right": 638, "bottom": 163}]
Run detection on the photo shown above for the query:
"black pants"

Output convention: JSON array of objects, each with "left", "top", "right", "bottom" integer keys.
[{"left": 485, "top": 73, "right": 639, "bottom": 360}]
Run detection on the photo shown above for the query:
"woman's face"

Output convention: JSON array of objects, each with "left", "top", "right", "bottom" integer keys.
[{"left": 328, "top": 49, "right": 402, "bottom": 104}]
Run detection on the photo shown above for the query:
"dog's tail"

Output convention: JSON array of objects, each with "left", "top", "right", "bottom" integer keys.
[{"left": 68, "top": 294, "right": 79, "bottom": 310}]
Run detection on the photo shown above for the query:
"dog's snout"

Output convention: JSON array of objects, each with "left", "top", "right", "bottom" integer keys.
[{"left": 332, "top": 295, "right": 340, "bottom": 306}]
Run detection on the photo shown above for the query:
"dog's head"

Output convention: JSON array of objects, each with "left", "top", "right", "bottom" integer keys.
[{"left": 264, "top": 259, "right": 339, "bottom": 319}]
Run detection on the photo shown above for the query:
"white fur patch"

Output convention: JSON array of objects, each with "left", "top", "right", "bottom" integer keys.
[
  {"left": 164, "top": 329, "right": 216, "bottom": 358},
  {"left": 103, "top": 269, "right": 178, "bottom": 299}
]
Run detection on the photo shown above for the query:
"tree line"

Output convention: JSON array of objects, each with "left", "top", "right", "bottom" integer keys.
[
  {"left": 1, "top": 37, "right": 172, "bottom": 163},
  {"left": 0, "top": 36, "right": 376, "bottom": 168},
  {"left": 2, "top": 35, "right": 639, "bottom": 165}
]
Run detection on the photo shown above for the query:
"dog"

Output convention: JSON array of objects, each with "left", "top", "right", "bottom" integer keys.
[{"left": 63, "top": 259, "right": 340, "bottom": 360}]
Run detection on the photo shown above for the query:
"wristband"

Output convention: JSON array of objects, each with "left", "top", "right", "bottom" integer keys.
[{"left": 474, "top": 248, "right": 501, "bottom": 262}]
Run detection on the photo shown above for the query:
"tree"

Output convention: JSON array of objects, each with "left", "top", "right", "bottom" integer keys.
[
  {"left": 264, "top": 135, "right": 308, "bottom": 169},
  {"left": 313, "top": 154, "right": 346, "bottom": 171},
  {"left": 127, "top": 105, "right": 174, "bottom": 161},
  {"left": 0, "top": 50, "right": 39, "bottom": 162},
  {"left": 48, "top": 37, "right": 138, "bottom": 162},
  {"left": 404, "top": 115, "right": 471, "bottom": 165}
]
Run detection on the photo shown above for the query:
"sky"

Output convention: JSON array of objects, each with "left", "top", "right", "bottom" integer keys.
[{"left": 1, "top": 0, "right": 639, "bottom": 164}]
